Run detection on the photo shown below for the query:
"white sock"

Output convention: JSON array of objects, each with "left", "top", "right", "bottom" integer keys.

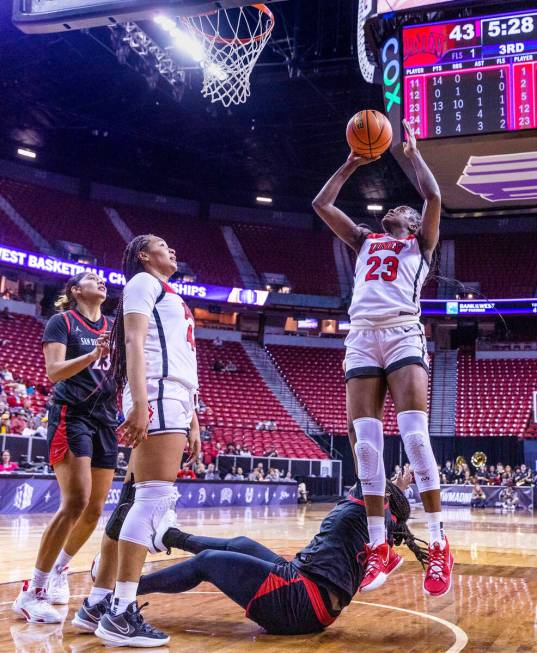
[
  {"left": 53, "top": 549, "right": 73, "bottom": 573},
  {"left": 426, "top": 512, "right": 446, "bottom": 549},
  {"left": 367, "top": 516, "right": 386, "bottom": 548},
  {"left": 88, "top": 586, "right": 112, "bottom": 607},
  {"left": 112, "top": 581, "right": 139, "bottom": 615},
  {"left": 29, "top": 567, "right": 50, "bottom": 592}
]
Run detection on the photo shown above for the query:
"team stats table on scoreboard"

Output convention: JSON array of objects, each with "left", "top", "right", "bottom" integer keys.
[{"left": 403, "top": 9, "right": 537, "bottom": 139}]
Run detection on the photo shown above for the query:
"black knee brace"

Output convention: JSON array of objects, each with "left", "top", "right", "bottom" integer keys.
[{"left": 105, "top": 475, "right": 136, "bottom": 541}]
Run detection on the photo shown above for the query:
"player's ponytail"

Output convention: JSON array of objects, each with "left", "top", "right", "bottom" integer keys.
[
  {"left": 108, "top": 234, "right": 153, "bottom": 395},
  {"left": 54, "top": 272, "right": 88, "bottom": 312},
  {"left": 386, "top": 480, "right": 429, "bottom": 568}
]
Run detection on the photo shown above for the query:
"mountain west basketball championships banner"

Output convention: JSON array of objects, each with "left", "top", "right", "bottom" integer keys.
[
  {"left": 0, "top": 477, "right": 297, "bottom": 514},
  {"left": 408, "top": 483, "right": 533, "bottom": 510},
  {"left": 0, "top": 243, "right": 269, "bottom": 307}
]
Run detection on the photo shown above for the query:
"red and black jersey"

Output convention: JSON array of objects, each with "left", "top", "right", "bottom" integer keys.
[
  {"left": 42, "top": 310, "right": 116, "bottom": 423},
  {"left": 292, "top": 484, "right": 393, "bottom": 606}
]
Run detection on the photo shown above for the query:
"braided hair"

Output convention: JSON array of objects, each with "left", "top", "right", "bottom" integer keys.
[
  {"left": 386, "top": 480, "right": 429, "bottom": 568},
  {"left": 108, "top": 234, "right": 153, "bottom": 395}
]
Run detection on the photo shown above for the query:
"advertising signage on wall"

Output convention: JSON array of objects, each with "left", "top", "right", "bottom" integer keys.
[{"left": 0, "top": 243, "right": 269, "bottom": 307}]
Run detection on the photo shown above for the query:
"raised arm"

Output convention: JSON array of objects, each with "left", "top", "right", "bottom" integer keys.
[
  {"left": 312, "top": 153, "right": 378, "bottom": 252},
  {"left": 402, "top": 119, "right": 441, "bottom": 254}
]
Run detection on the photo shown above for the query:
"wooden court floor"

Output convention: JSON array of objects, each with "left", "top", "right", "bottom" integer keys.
[{"left": 1, "top": 503, "right": 537, "bottom": 653}]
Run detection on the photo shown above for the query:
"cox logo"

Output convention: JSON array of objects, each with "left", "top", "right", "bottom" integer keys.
[{"left": 381, "top": 37, "right": 401, "bottom": 112}]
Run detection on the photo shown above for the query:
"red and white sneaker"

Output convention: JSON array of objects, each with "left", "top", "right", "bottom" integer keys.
[
  {"left": 359, "top": 542, "right": 403, "bottom": 593},
  {"left": 424, "top": 537, "right": 454, "bottom": 597},
  {"left": 12, "top": 581, "right": 63, "bottom": 623}
]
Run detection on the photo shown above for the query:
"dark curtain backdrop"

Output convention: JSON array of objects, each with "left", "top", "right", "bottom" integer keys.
[{"left": 333, "top": 436, "right": 524, "bottom": 486}]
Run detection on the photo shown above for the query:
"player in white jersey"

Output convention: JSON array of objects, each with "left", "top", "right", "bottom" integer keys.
[
  {"left": 313, "top": 121, "right": 453, "bottom": 599},
  {"left": 92, "top": 235, "right": 200, "bottom": 648}
]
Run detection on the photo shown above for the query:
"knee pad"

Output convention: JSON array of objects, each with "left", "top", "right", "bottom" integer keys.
[
  {"left": 119, "top": 481, "right": 178, "bottom": 549},
  {"left": 398, "top": 410, "right": 439, "bottom": 493},
  {"left": 353, "top": 418, "right": 386, "bottom": 496},
  {"left": 105, "top": 476, "right": 136, "bottom": 541}
]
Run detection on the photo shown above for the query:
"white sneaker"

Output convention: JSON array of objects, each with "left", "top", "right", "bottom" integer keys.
[
  {"left": 12, "top": 582, "right": 63, "bottom": 624},
  {"left": 47, "top": 567, "right": 70, "bottom": 605},
  {"left": 149, "top": 509, "right": 177, "bottom": 554}
]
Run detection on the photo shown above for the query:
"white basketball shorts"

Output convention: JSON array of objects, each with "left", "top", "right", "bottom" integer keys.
[
  {"left": 344, "top": 323, "right": 429, "bottom": 380},
  {"left": 122, "top": 379, "right": 196, "bottom": 435}
]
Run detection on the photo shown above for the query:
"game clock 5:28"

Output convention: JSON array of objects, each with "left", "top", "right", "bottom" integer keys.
[{"left": 482, "top": 13, "right": 537, "bottom": 45}]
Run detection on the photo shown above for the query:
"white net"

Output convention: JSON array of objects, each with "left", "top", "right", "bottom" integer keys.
[{"left": 182, "top": 4, "right": 274, "bottom": 108}]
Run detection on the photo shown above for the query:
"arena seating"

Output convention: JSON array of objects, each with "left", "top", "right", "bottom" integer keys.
[
  {"left": 455, "top": 234, "right": 537, "bottom": 298},
  {"left": 233, "top": 223, "right": 340, "bottom": 296},
  {"left": 0, "top": 207, "right": 36, "bottom": 251},
  {"left": 0, "top": 314, "right": 49, "bottom": 412},
  {"left": 115, "top": 205, "right": 241, "bottom": 287},
  {"left": 266, "top": 345, "right": 423, "bottom": 435},
  {"left": 0, "top": 178, "right": 124, "bottom": 267},
  {"left": 456, "top": 354, "right": 537, "bottom": 437},
  {"left": 196, "top": 339, "right": 328, "bottom": 459}
]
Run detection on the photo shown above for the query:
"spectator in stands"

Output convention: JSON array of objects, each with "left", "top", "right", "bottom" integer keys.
[
  {"left": 204, "top": 463, "right": 219, "bottom": 481},
  {"left": 264, "top": 447, "right": 279, "bottom": 458},
  {"left": 248, "top": 465, "right": 264, "bottom": 481},
  {"left": 9, "top": 411, "right": 27, "bottom": 435},
  {"left": 266, "top": 468, "right": 281, "bottom": 482},
  {"left": 0, "top": 368, "right": 14, "bottom": 382},
  {"left": 487, "top": 465, "right": 500, "bottom": 485},
  {"left": 177, "top": 463, "right": 197, "bottom": 480},
  {"left": 224, "top": 360, "right": 238, "bottom": 373},
  {"left": 115, "top": 452, "right": 128, "bottom": 476},
  {"left": 0, "top": 412, "right": 10, "bottom": 434},
  {"left": 461, "top": 470, "right": 473, "bottom": 485},
  {"left": 192, "top": 461, "right": 206, "bottom": 478},
  {"left": 213, "top": 359, "right": 225, "bottom": 372},
  {"left": 200, "top": 425, "right": 211, "bottom": 441},
  {"left": 213, "top": 336, "right": 223, "bottom": 347},
  {"left": 225, "top": 443, "right": 237, "bottom": 455},
  {"left": 514, "top": 464, "right": 532, "bottom": 486},
  {"left": 35, "top": 415, "right": 48, "bottom": 439},
  {"left": 224, "top": 466, "right": 242, "bottom": 481},
  {"left": 475, "top": 464, "right": 488, "bottom": 486},
  {"left": 0, "top": 450, "right": 19, "bottom": 473},
  {"left": 238, "top": 445, "right": 252, "bottom": 456},
  {"left": 470, "top": 483, "right": 486, "bottom": 509},
  {"left": 500, "top": 472, "right": 511, "bottom": 485},
  {"left": 198, "top": 398, "right": 211, "bottom": 416},
  {"left": 500, "top": 485, "right": 519, "bottom": 511},
  {"left": 284, "top": 471, "right": 296, "bottom": 483},
  {"left": 442, "top": 461, "right": 456, "bottom": 484}
]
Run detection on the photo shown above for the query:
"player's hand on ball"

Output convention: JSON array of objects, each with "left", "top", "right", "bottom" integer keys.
[
  {"left": 91, "top": 333, "right": 110, "bottom": 361},
  {"left": 346, "top": 151, "right": 380, "bottom": 167},
  {"left": 117, "top": 403, "right": 149, "bottom": 447},
  {"left": 402, "top": 119, "right": 418, "bottom": 158}
]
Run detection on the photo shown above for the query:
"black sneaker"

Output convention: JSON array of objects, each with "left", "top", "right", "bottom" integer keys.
[
  {"left": 95, "top": 601, "right": 170, "bottom": 647},
  {"left": 71, "top": 593, "right": 112, "bottom": 633}
]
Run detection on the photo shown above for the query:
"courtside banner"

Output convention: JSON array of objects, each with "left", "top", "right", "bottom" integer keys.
[
  {"left": 408, "top": 483, "right": 533, "bottom": 510},
  {"left": 0, "top": 242, "right": 269, "bottom": 306},
  {"left": 0, "top": 477, "right": 297, "bottom": 514}
]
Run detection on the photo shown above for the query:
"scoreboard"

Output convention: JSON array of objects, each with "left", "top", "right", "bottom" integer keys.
[{"left": 403, "top": 9, "right": 537, "bottom": 139}]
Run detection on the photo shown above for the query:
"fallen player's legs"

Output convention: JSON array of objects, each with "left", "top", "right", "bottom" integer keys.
[
  {"left": 163, "top": 529, "right": 285, "bottom": 564},
  {"left": 138, "top": 550, "right": 274, "bottom": 609}
]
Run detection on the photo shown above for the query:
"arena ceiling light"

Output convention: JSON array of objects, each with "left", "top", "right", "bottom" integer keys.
[
  {"left": 256, "top": 196, "right": 273, "bottom": 204},
  {"left": 367, "top": 204, "right": 383, "bottom": 211},
  {"left": 17, "top": 147, "right": 37, "bottom": 160}
]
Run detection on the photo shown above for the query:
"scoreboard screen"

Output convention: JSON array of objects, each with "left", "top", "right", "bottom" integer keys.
[{"left": 403, "top": 9, "right": 537, "bottom": 139}]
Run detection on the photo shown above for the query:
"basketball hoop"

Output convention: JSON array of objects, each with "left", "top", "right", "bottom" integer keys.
[{"left": 182, "top": 4, "right": 274, "bottom": 107}]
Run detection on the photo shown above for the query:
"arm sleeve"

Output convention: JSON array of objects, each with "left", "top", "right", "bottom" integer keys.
[
  {"left": 42, "top": 314, "right": 69, "bottom": 345},
  {"left": 123, "top": 273, "right": 162, "bottom": 317}
]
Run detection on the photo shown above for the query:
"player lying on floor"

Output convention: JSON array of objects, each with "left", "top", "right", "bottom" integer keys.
[{"left": 82, "top": 477, "right": 428, "bottom": 637}]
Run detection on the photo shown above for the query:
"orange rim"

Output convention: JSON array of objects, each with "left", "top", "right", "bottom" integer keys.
[{"left": 181, "top": 4, "right": 274, "bottom": 47}]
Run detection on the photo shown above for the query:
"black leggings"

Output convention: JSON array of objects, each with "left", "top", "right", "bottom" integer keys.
[{"left": 138, "top": 532, "right": 286, "bottom": 609}]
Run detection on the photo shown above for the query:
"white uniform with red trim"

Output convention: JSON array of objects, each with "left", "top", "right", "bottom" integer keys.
[
  {"left": 345, "top": 233, "right": 430, "bottom": 377},
  {"left": 122, "top": 272, "right": 198, "bottom": 434}
]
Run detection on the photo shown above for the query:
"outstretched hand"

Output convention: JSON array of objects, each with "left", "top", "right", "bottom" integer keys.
[{"left": 402, "top": 119, "right": 418, "bottom": 158}]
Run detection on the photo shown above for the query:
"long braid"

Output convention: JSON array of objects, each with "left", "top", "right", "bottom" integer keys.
[
  {"left": 386, "top": 480, "right": 429, "bottom": 569},
  {"left": 108, "top": 234, "right": 153, "bottom": 396}
]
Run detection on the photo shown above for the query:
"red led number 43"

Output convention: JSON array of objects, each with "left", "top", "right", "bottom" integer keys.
[{"left": 365, "top": 255, "right": 399, "bottom": 282}]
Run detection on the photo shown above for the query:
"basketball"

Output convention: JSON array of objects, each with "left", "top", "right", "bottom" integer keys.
[{"left": 346, "top": 109, "right": 393, "bottom": 158}]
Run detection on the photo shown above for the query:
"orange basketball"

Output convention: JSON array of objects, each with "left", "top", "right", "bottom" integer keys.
[{"left": 346, "top": 109, "right": 393, "bottom": 158}]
